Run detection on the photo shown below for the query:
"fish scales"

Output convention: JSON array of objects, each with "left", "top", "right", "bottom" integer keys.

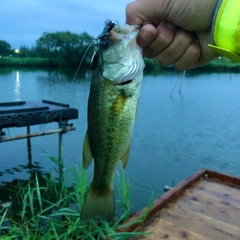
[
  {"left": 81, "top": 20, "right": 145, "bottom": 222},
  {"left": 88, "top": 71, "right": 136, "bottom": 189}
]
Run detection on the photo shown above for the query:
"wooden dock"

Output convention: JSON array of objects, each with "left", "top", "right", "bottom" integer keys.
[
  {"left": 0, "top": 100, "right": 78, "bottom": 175},
  {"left": 121, "top": 168, "right": 240, "bottom": 240}
]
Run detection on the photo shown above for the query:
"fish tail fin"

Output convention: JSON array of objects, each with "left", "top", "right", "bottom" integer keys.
[{"left": 80, "top": 184, "right": 115, "bottom": 222}]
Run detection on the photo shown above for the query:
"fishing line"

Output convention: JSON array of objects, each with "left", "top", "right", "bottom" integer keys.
[
  {"left": 51, "top": 39, "right": 95, "bottom": 124},
  {"left": 0, "top": 37, "right": 97, "bottom": 216},
  {"left": 178, "top": 70, "right": 186, "bottom": 92},
  {"left": 39, "top": 38, "right": 96, "bottom": 167},
  {"left": 72, "top": 40, "right": 95, "bottom": 82},
  {"left": 169, "top": 76, "right": 180, "bottom": 97},
  {"left": 169, "top": 70, "right": 186, "bottom": 97},
  {"left": 2, "top": 28, "right": 106, "bottom": 205},
  {"left": 2, "top": 31, "right": 95, "bottom": 187},
  {"left": 44, "top": 39, "right": 96, "bottom": 178}
]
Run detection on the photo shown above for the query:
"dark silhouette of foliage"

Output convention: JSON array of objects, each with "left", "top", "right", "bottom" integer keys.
[
  {"left": 19, "top": 45, "right": 37, "bottom": 58},
  {"left": 35, "top": 31, "right": 94, "bottom": 67},
  {"left": 0, "top": 40, "right": 11, "bottom": 56}
]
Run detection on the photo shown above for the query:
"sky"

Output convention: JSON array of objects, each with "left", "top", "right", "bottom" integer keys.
[{"left": 1, "top": 0, "right": 132, "bottom": 49}]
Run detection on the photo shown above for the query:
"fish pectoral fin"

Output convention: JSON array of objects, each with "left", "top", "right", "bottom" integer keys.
[
  {"left": 135, "top": 98, "right": 139, "bottom": 120},
  {"left": 82, "top": 131, "right": 93, "bottom": 169},
  {"left": 80, "top": 184, "right": 114, "bottom": 222},
  {"left": 120, "top": 143, "right": 130, "bottom": 171}
]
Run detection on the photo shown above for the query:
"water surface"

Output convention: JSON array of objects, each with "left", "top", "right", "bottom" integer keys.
[{"left": 0, "top": 68, "right": 239, "bottom": 211}]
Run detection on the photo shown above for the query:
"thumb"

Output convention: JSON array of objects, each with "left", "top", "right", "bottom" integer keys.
[{"left": 125, "top": 0, "right": 171, "bottom": 25}]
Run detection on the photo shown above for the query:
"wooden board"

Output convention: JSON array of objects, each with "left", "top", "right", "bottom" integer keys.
[
  {"left": 138, "top": 218, "right": 210, "bottom": 240},
  {"left": 191, "top": 179, "right": 240, "bottom": 209},
  {"left": 162, "top": 202, "right": 240, "bottom": 240},
  {"left": 122, "top": 169, "right": 240, "bottom": 240},
  {"left": 172, "top": 191, "right": 240, "bottom": 228}
]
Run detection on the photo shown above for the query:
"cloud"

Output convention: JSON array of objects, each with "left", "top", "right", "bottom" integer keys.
[{"left": 1, "top": 0, "right": 131, "bottom": 48}]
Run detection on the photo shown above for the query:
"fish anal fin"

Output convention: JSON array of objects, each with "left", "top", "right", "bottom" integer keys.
[
  {"left": 120, "top": 143, "right": 130, "bottom": 171},
  {"left": 80, "top": 184, "right": 114, "bottom": 222},
  {"left": 82, "top": 131, "right": 93, "bottom": 169}
]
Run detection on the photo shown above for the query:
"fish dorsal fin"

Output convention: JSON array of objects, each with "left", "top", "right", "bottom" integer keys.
[
  {"left": 82, "top": 131, "right": 93, "bottom": 169},
  {"left": 120, "top": 143, "right": 130, "bottom": 170}
]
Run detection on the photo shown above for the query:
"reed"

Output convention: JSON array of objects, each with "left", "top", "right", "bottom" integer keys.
[
  {"left": 0, "top": 156, "right": 151, "bottom": 239},
  {"left": 0, "top": 57, "right": 52, "bottom": 67}
]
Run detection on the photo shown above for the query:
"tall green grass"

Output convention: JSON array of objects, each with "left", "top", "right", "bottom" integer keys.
[
  {"left": 1, "top": 56, "right": 239, "bottom": 71},
  {"left": 0, "top": 57, "right": 52, "bottom": 67},
  {"left": 0, "top": 156, "right": 151, "bottom": 239}
]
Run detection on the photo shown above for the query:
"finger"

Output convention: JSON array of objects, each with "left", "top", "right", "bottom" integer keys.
[
  {"left": 157, "top": 29, "right": 193, "bottom": 65},
  {"left": 195, "top": 31, "right": 220, "bottom": 65},
  {"left": 126, "top": 0, "right": 171, "bottom": 25},
  {"left": 174, "top": 42, "right": 201, "bottom": 70},
  {"left": 141, "top": 21, "right": 178, "bottom": 58},
  {"left": 137, "top": 23, "right": 157, "bottom": 48}
]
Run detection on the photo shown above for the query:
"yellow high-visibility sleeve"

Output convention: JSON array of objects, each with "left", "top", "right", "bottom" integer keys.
[{"left": 208, "top": 0, "right": 240, "bottom": 62}]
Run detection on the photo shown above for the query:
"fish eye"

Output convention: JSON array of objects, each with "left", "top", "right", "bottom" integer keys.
[{"left": 104, "top": 39, "right": 112, "bottom": 46}]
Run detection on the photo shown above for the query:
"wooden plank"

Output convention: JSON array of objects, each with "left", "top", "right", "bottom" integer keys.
[
  {"left": 209, "top": 177, "right": 240, "bottom": 190},
  {"left": 136, "top": 218, "right": 210, "bottom": 240},
  {"left": 172, "top": 191, "right": 240, "bottom": 228},
  {"left": 119, "top": 168, "right": 207, "bottom": 232},
  {"left": 120, "top": 168, "right": 240, "bottom": 235},
  {"left": 161, "top": 203, "right": 240, "bottom": 240},
  {"left": 206, "top": 169, "right": 240, "bottom": 187},
  {"left": 0, "top": 126, "right": 76, "bottom": 142},
  {"left": 190, "top": 179, "right": 240, "bottom": 209}
]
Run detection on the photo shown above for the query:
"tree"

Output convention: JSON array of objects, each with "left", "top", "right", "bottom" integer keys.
[
  {"left": 35, "top": 31, "right": 94, "bottom": 66},
  {"left": 0, "top": 40, "right": 11, "bottom": 56},
  {"left": 19, "top": 45, "right": 36, "bottom": 58}
]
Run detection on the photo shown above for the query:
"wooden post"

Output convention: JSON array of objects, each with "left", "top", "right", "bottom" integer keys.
[
  {"left": 27, "top": 125, "right": 32, "bottom": 166},
  {"left": 58, "top": 129, "right": 64, "bottom": 184},
  {"left": 58, "top": 121, "right": 67, "bottom": 184}
]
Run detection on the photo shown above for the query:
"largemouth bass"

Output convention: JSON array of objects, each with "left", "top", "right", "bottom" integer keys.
[{"left": 80, "top": 20, "right": 145, "bottom": 222}]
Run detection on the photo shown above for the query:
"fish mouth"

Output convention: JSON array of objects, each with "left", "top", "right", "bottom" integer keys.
[
  {"left": 101, "top": 22, "right": 145, "bottom": 83},
  {"left": 113, "top": 25, "right": 141, "bottom": 34},
  {"left": 110, "top": 24, "right": 141, "bottom": 43},
  {"left": 115, "top": 80, "right": 133, "bottom": 86}
]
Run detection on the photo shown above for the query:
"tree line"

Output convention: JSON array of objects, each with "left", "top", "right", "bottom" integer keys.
[
  {"left": 0, "top": 31, "right": 94, "bottom": 67},
  {"left": 1, "top": 31, "right": 237, "bottom": 72}
]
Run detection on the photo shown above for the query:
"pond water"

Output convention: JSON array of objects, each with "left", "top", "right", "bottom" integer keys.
[{"left": 0, "top": 68, "right": 240, "bottom": 212}]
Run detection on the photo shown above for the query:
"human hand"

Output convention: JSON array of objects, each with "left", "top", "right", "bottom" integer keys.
[{"left": 126, "top": 0, "right": 219, "bottom": 70}]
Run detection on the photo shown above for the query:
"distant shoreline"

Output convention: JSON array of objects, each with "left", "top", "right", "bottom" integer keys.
[
  {"left": 0, "top": 57, "right": 239, "bottom": 73},
  {"left": 144, "top": 57, "right": 240, "bottom": 73}
]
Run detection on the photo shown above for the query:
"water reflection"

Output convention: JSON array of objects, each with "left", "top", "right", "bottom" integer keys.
[
  {"left": 1, "top": 68, "right": 240, "bottom": 213},
  {"left": 14, "top": 70, "right": 20, "bottom": 101}
]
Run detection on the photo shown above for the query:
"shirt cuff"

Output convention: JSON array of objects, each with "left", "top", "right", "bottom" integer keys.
[{"left": 209, "top": 0, "right": 240, "bottom": 62}]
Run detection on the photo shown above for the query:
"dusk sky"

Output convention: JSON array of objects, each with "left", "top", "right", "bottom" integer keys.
[{"left": 2, "top": 0, "right": 132, "bottom": 49}]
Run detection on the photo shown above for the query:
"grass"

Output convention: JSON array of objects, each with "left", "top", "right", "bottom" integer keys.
[
  {"left": 205, "top": 57, "right": 240, "bottom": 70},
  {"left": 1, "top": 56, "right": 239, "bottom": 72},
  {"left": 116, "top": 172, "right": 132, "bottom": 221},
  {"left": 189, "top": 57, "right": 240, "bottom": 73},
  {"left": 0, "top": 57, "right": 52, "bottom": 67},
  {"left": 0, "top": 156, "right": 152, "bottom": 239}
]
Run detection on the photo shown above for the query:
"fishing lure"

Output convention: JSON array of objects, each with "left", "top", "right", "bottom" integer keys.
[{"left": 91, "top": 20, "right": 116, "bottom": 70}]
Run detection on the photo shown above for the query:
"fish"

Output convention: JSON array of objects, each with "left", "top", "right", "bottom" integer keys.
[{"left": 80, "top": 20, "right": 145, "bottom": 222}]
